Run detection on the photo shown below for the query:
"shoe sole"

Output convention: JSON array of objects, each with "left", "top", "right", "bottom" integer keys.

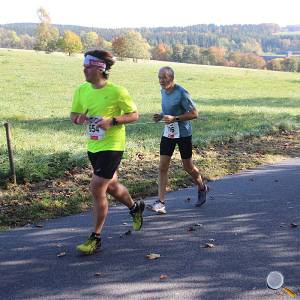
[
  {"left": 76, "top": 247, "right": 101, "bottom": 255},
  {"left": 195, "top": 199, "right": 206, "bottom": 207}
]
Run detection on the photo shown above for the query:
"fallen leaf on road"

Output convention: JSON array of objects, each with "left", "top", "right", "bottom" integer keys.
[
  {"left": 146, "top": 253, "right": 161, "bottom": 260},
  {"left": 160, "top": 274, "right": 168, "bottom": 280},
  {"left": 188, "top": 226, "right": 196, "bottom": 232},
  {"left": 120, "top": 229, "right": 132, "bottom": 238},
  {"left": 57, "top": 252, "right": 66, "bottom": 257},
  {"left": 203, "top": 243, "right": 215, "bottom": 248}
]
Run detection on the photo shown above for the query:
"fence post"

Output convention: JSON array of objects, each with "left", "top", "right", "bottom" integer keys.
[{"left": 4, "top": 122, "right": 17, "bottom": 184}]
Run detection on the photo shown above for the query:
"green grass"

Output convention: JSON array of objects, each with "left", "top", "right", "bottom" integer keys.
[{"left": 1, "top": 48, "right": 300, "bottom": 184}]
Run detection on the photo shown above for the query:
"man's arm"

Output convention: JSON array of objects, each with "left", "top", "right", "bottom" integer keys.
[
  {"left": 97, "top": 111, "right": 139, "bottom": 130},
  {"left": 162, "top": 108, "right": 198, "bottom": 124}
]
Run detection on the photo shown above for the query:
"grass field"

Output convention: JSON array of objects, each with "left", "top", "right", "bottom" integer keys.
[
  {"left": 1, "top": 48, "right": 300, "bottom": 228},
  {"left": 1, "top": 48, "right": 300, "bottom": 184}
]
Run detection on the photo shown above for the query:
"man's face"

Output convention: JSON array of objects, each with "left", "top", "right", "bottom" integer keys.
[
  {"left": 83, "top": 65, "right": 101, "bottom": 83},
  {"left": 158, "top": 70, "right": 174, "bottom": 90}
]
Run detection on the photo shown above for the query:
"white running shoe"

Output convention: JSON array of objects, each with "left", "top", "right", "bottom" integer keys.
[{"left": 147, "top": 200, "right": 166, "bottom": 214}]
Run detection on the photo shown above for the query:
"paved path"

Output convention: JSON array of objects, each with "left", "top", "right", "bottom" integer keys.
[{"left": 1, "top": 158, "right": 300, "bottom": 299}]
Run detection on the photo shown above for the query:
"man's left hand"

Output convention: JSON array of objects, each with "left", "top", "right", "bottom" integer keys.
[
  {"left": 163, "top": 115, "right": 175, "bottom": 124},
  {"left": 96, "top": 118, "right": 112, "bottom": 130}
]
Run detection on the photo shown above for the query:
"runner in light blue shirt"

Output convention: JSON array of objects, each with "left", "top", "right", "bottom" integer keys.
[{"left": 147, "top": 66, "right": 209, "bottom": 214}]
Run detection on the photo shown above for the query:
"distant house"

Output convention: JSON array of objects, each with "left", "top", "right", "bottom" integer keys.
[
  {"left": 261, "top": 55, "right": 286, "bottom": 61},
  {"left": 261, "top": 51, "right": 300, "bottom": 61}
]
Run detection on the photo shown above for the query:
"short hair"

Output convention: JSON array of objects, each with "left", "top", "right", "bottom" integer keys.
[
  {"left": 84, "top": 50, "right": 115, "bottom": 79},
  {"left": 159, "top": 66, "right": 174, "bottom": 79}
]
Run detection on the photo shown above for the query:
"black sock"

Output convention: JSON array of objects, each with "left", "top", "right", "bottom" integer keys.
[
  {"left": 129, "top": 202, "right": 137, "bottom": 212},
  {"left": 91, "top": 232, "right": 101, "bottom": 239}
]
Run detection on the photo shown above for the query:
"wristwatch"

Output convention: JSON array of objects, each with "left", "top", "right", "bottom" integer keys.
[
  {"left": 112, "top": 117, "right": 119, "bottom": 126},
  {"left": 175, "top": 116, "right": 180, "bottom": 122}
]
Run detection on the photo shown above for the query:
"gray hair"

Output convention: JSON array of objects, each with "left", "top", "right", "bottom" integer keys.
[{"left": 159, "top": 66, "right": 174, "bottom": 79}]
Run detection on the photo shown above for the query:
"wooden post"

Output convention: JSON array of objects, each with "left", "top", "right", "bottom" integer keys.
[{"left": 4, "top": 122, "right": 17, "bottom": 184}]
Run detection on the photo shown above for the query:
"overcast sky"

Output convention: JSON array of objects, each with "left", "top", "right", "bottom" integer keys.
[{"left": 1, "top": 0, "right": 299, "bottom": 28}]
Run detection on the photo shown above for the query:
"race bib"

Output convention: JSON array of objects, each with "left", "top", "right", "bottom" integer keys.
[
  {"left": 163, "top": 122, "right": 180, "bottom": 139},
  {"left": 87, "top": 117, "right": 105, "bottom": 140}
]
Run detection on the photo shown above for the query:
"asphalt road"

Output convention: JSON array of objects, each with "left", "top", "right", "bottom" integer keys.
[{"left": 1, "top": 158, "right": 300, "bottom": 300}]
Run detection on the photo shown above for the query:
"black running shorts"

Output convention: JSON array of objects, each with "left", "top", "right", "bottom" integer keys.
[
  {"left": 160, "top": 136, "right": 192, "bottom": 159},
  {"left": 87, "top": 151, "right": 124, "bottom": 179}
]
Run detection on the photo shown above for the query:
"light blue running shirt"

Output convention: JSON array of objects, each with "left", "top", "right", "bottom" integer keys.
[{"left": 161, "top": 84, "right": 196, "bottom": 137}]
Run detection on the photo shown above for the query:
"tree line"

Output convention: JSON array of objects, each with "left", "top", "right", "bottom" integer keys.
[{"left": 1, "top": 8, "right": 300, "bottom": 72}]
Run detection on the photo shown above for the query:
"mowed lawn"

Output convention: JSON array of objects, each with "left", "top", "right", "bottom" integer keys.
[{"left": 1, "top": 49, "right": 300, "bottom": 183}]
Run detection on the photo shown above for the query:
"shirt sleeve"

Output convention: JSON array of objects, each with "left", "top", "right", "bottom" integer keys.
[
  {"left": 118, "top": 87, "right": 138, "bottom": 113},
  {"left": 180, "top": 89, "right": 196, "bottom": 112},
  {"left": 71, "top": 87, "right": 84, "bottom": 113}
]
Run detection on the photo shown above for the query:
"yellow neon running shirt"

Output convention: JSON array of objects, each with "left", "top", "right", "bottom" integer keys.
[{"left": 71, "top": 81, "right": 137, "bottom": 152}]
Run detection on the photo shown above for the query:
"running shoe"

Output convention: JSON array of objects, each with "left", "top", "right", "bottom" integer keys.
[
  {"left": 130, "top": 200, "right": 145, "bottom": 231},
  {"left": 76, "top": 233, "right": 101, "bottom": 255},
  {"left": 146, "top": 200, "right": 166, "bottom": 214},
  {"left": 195, "top": 185, "right": 209, "bottom": 207}
]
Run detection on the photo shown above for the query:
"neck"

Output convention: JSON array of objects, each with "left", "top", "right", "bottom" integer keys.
[
  {"left": 165, "top": 83, "right": 175, "bottom": 93},
  {"left": 92, "top": 78, "right": 107, "bottom": 89}
]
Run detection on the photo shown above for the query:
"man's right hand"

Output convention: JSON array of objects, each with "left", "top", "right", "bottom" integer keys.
[
  {"left": 153, "top": 113, "right": 163, "bottom": 122},
  {"left": 71, "top": 110, "right": 88, "bottom": 125}
]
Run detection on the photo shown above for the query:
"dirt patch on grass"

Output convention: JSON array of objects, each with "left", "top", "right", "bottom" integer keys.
[{"left": 1, "top": 130, "right": 299, "bottom": 229}]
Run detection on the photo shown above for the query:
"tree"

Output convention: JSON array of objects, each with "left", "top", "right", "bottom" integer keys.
[
  {"left": 266, "top": 59, "right": 283, "bottom": 71},
  {"left": 112, "top": 31, "right": 150, "bottom": 62},
  {"left": 281, "top": 57, "right": 299, "bottom": 72},
  {"left": 208, "top": 47, "right": 226, "bottom": 65},
  {"left": 0, "top": 28, "right": 20, "bottom": 48},
  {"left": 112, "top": 36, "right": 127, "bottom": 60},
  {"left": 172, "top": 44, "right": 184, "bottom": 62},
  {"left": 81, "top": 31, "right": 103, "bottom": 51},
  {"left": 151, "top": 43, "right": 172, "bottom": 61},
  {"left": 62, "top": 31, "right": 83, "bottom": 56},
  {"left": 182, "top": 45, "right": 200, "bottom": 64},
  {"left": 239, "top": 53, "right": 266, "bottom": 69},
  {"left": 124, "top": 31, "right": 150, "bottom": 62},
  {"left": 19, "top": 34, "right": 35, "bottom": 49},
  {"left": 34, "top": 7, "right": 59, "bottom": 52}
]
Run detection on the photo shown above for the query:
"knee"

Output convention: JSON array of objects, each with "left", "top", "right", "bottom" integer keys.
[
  {"left": 107, "top": 182, "right": 118, "bottom": 194},
  {"left": 159, "top": 165, "right": 169, "bottom": 174}
]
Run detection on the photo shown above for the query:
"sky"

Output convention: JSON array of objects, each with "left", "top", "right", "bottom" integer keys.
[{"left": 0, "top": 0, "right": 299, "bottom": 28}]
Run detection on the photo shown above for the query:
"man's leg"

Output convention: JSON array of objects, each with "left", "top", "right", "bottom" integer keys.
[
  {"left": 107, "top": 173, "right": 134, "bottom": 208},
  {"left": 90, "top": 174, "right": 111, "bottom": 234},
  {"left": 178, "top": 136, "right": 208, "bottom": 207},
  {"left": 159, "top": 155, "right": 172, "bottom": 203},
  {"left": 76, "top": 174, "right": 110, "bottom": 255},
  {"left": 107, "top": 173, "right": 145, "bottom": 231},
  {"left": 182, "top": 158, "right": 205, "bottom": 190},
  {"left": 182, "top": 158, "right": 208, "bottom": 207}
]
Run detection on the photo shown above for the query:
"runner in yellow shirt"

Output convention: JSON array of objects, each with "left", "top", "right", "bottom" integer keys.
[{"left": 71, "top": 50, "right": 145, "bottom": 255}]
